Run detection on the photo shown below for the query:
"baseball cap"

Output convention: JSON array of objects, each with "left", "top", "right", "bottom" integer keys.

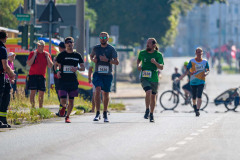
[
  {"left": 59, "top": 42, "right": 66, "bottom": 48},
  {"left": 8, "top": 52, "right": 15, "bottom": 57},
  {"left": 36, "top": 40, "right": 45, "bottom": 46}
]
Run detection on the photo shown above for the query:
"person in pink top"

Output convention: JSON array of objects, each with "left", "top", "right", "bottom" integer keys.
[{"left": 5, "top": 52, "right": 15, "bottom": 81}]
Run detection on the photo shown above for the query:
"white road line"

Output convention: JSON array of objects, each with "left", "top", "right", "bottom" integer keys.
[
  {"left": 190, "top": 133, "right": 199, "bottom": 136},
  {"left": 185, "top": 137, "right": 194, "bottom": 140},
  {"left": 197, "top": 129, "right": 205, "bottom": 132},
  {"left": 202, "top": 126, "right": 209, "bottom": 129},
  {"left": 151, "top": 153, "right": 166, "bottom": 159},
  {"left": 165, "top": 147, "right": 179, "bottom": 152},
  {"left": 176, "top": 141, "right": 187, "bottom": 145}
]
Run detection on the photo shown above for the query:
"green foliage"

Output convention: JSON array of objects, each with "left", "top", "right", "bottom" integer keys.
[
  {"left": 0, "top": 0, "right": 23, "bottom": 29},
  {"left": 87, "top": 0, "right": 226, "bottom": 48}
]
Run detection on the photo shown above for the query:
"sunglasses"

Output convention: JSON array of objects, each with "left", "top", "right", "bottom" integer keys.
[
  {"left": 65, "top": 41, "right": 73, "bottom": 44},
  {"left": 100, "top": 36, "right": 107, "bottom": 40}
]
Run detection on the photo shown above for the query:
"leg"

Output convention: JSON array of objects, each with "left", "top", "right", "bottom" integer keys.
[
  {"left": 102, "top": 91, "right": 109, "bottom": 112},
  {"left": 30, "top": 90, "right": 37, "bottom": 108},
  {"left": 67, "top": 99, "right": 74, "bottom": 117},
  {"left": 145, "top": 90, "right": 152, "bottom": 111},
  {"left": 95, "top": 87, "right": 101, "bottom": 112},
  {"left": 0, "top": 83, "right": 11, "bottom": 127},
  {"left": 38, "top": 91, "right": 44, "bottom": 108},
  {"left": 196, "top": 84, "right": 205, "bottom": 110},
  {"left": 91, "top": 91, "right": 95, "bottom": 112}
]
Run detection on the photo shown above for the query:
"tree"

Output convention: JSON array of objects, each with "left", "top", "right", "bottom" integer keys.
[
  {"left": 0, "top": 0, "right": 23, "bottom": 29},
  {"left": 87, "top": 0, "right": 226, "bottom": 48}
]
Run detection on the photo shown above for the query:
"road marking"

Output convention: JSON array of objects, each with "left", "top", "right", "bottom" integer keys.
[
  {"left": 202, "top": 126, "right": 209, "bottom": 129},
  {"left": 185, "top": 137, "right": 194, "bottom": 140},
  {"left": 190, "top": 133, "right": 199, "bottom": 136},
  {"left": 165, "top": 147, "right": 179, "bottom": 152},
  {"left": 197, "top": 129, "right": 205, "bottom": 132},
  {"left": 151, "top": 153, "right": 166, "bottom": 159},
  {"left": 176, "top": 141, "right": 187, "bottom": 145}
]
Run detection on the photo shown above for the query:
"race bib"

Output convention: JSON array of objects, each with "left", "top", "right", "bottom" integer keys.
[
  {"left": 196, "top": 64, "right": 204, "bottom": 71},
  {"left": 63, "top": 65, "right": 74, "bottom": 73},
  {"left": 98, "top": 65, "right": 109, "bottom": 74},
  {"left": 142, "top": 70, "right": 152, "bottom": 78}
]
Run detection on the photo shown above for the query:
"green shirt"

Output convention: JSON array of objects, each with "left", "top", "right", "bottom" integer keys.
[
  {"left": 89, "top": 61, "right": 95, "bottom": 72},
  {"left": 138, "top": 50, "right": 164, "bottom": 82}
]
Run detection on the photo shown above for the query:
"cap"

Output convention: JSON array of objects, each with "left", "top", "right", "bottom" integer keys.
[
  {"left": 8, "top": 52, "right": 15, "bottom": 57},
  {"left": 59, "top": 42, "right": 66, "bottom": 48},
  {"left": 36, "top": 40, "right": 45, "bottom": 46},
  {"left": 184, "top": 61, "right": 188, "bottom": 66}
]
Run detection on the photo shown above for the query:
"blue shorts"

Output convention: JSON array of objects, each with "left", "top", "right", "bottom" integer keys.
[{"left": 92, "top": 72, "right": 113, "bottom": 92}]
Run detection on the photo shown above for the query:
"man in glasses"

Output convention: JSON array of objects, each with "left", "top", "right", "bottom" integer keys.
[
  {"left": 0, "top": 30, "right": 16, "bottom": 128},
  {"left": 137, "top": 38, "right": 164, "bottom": 122},
  {"left": 90, "top": 32, "right": 119, "bottom": 122},
  {"left": 177, "top": 47, "right": 210, "bottom": 117},
  {"left": 55, "top": 37, "right": 85, "bottom": 123}
]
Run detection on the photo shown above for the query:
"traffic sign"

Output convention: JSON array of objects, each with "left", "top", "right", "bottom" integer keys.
[{"left": 16, "top": 14, "right": 30, "bottom": 21}]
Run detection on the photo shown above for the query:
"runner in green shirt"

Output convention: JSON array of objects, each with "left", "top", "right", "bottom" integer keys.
[{"left": 137, "top": 38, "right": 164, "bottom": 122}]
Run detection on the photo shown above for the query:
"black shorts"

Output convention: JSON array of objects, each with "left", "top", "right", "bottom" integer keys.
[
  {"left": 182, "top": 82, "right": 191, "bottom": 92},
  {"left": 28, "top": 75, "right": 46, "bottom": 91},
  {"left": 191, "top": 84, "right": 204, "bottom": 99}
]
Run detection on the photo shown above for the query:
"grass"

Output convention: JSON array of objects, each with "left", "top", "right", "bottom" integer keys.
[
  {"left": 7, "top": 87, "right": 126, "bottom": 125},
  {"left": 222, "top": 66, "right": 239, "bottom": 74}
]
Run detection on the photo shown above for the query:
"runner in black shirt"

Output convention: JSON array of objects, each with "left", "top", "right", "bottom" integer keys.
[{"left": 56, "top": 37, "right": 85, "bottom": 123}]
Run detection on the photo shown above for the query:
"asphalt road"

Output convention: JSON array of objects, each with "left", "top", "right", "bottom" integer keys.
[{"left": 1, "top": 57, "right": 240, "bottom": 160}]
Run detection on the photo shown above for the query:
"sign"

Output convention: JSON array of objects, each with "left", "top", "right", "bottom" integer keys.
[
  {"left": 16, "top": 14, "right": 30, "bottom": 21},
  {"left": 39, "top": 1, "right": 63, "bottom": 23}
]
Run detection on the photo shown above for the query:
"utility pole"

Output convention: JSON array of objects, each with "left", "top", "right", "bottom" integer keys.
[
  {"left": 217, "top": 3, "right": 222, "bottom": 74},
  {"left": 76, "top": 0, "right": 85, "bottom": 58},
  {"left": 86, "top": 20, "right": 90, "bottom": 68},
  {"left": 24, "top": 0, "right": 28, "bottom": 14}
]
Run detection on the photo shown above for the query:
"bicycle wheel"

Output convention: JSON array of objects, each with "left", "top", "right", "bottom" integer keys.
[
  {"left": 200, "top": 92, "right": 209, "bottom": 110},
  {"left": 159, "top": 90, "right": 179, "bottom": 110},
  {"left": 224, "top": 99, "right": 238, "bottom": 110}
]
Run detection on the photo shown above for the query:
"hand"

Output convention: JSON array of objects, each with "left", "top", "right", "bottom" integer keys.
[
  {"left": 99, "top": 54, "right": 108, "bottom": 62},
  {"left": 71, "top": 67, "right": 78, "bottom": 72},
  {"left": 10, "top": 79, "right": 15, "bottom": 84},
  {"left": 137, "top": 66, "right": 142, "bottom": 71},
  {"left": 57, "top": 71, "right": 61, "bottom": 78},
  {"left": 9, "top": 72, "right": 16, "bottom": 80},
  {"left": 174, "top": 77, "right": 180, "bottom": 83},
  {"left": 151, "top": 58, "right": 156, "bottom": 64}
]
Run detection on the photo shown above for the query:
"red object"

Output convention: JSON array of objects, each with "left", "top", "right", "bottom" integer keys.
[
  {"left": 28, "top": 51, "right": 52, "bottom": 78},
  {"left": 65, "top": 116, "right": 71, "bottom": 123},
  {"left": 59, "top": 107, "right": 66, "bottom": 117}
]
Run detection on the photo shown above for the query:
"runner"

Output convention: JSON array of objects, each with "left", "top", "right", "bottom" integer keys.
[
  {"left": 26, "top": 40, "right": 53, "bottom": 108},
  {"left": 54, "top": 42, "right": 66, "bottom": 116},
  {"left": 181, "top": 61, "right": 192, "bottom": 105},
  {"left": 137, "top": 38, "right": 164, "bottom": 122},
  {"left": 90, "top": 32, "right": 119, "bottom": 122},
  {"left": 88, "top": 61, "right": 96, "bottom": 113},
  {"left": 0, "top": 30, "right": 16, "bottom": 128},
  {"left": 56, "top": 37, "right": 85, "bottom": 123},
  {"left": 177, "top": 47, "right": 210, "bottom": 116}
]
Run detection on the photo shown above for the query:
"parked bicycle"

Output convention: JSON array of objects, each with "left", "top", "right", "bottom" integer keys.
[
  {"left": 159, "top": 83, "right": 209, "bottom": 110},
  {"left": 214, "top": 87, "right": 240, "bottom": 111}
]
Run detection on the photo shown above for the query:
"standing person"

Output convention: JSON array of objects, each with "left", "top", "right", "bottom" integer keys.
[
  {"left": 56, "top": 37, "right": 85, "bottom": 123},
  {"left": 177, "top": 47, "right": 210, "bottom": 116},
  {"left": 171, "top": 67, "right": 181, "bottom": 91},
  {"left": 0, "top": 30, "right": 15, "bottom": 128},
  {"left": 137, "top": 38, "right": 164, "bottom": 122},
  {"left": 26, "top": 40, "right": 53, "bottom": 108},
  {"left": 88, "top": 61, "right": 96, "bottom": 113},
  {"left": 54, "top": 42, "right": 66, "bottom": 116},
  {"left": 5, "top": 52, "right": 17, "bottom": 99},
  {"left": 90, "top": 32, "right": 119, "bottom": 122}
]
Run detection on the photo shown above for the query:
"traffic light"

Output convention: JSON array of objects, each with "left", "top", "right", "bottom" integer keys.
[
  {"left": 18, "top": 24, "right": 28, "bottom": 49},
  {"left": 29, "top": 24, "right": 42, "bottom": 50}
]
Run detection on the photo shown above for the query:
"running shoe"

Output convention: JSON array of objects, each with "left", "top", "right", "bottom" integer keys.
[
  {"left": 0, "top": 121, "right": 8, "bottom": 128},
  {"left": 103, "top": 111, "right": 109, "bottom": 123},
  {"left": 59, "top": 107, "right": 66, "bottom": 117},
  {"left": 196, "top": 109, "right": 200, "bottom": 117},
  {"left": 65, "top": 116, "right": 71, "bottom": 123},
  {"left": 93, "top": 111, "right": 101, "bottom": 121},
  {"left": 144, "top": 108, "right": 150, "bottom": 119},
  {"left": 149, "top": 113, "right": 154, "bottom": 123}
]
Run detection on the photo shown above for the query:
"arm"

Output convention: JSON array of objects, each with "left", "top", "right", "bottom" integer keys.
[
  {"left": 110, "top": 57, "right": 119, "bottom": 65},
  {"left": 90, "top": 48, "right": 97, "bottom": 63},
  {"left": 137, "top": 59, "right": 142, "bottom": 71},
  {"left": 79, "top": 63, "right": 85, "bottom": 71},
  {"left": 178, "top": 69, "right": 190, "bottom": 81},
  {"left": 45, "top": 52, "right": 53, "bottom": 68},
  {"left": 151, "top": 58, "right": 164, "bottom": 70},
  {"left": 2, "top": 60, "right": 15, "bottom": 79},
  {"left": 88, "top": 66, "right": 93, "bottom": 83},
  {"left": 26, "top": 51, "right": 37, "bottom": 66}
]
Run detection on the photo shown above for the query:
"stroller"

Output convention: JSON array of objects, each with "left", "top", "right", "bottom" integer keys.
[{"left": 214, "top": 87, "right": 240, "bottom": 111}]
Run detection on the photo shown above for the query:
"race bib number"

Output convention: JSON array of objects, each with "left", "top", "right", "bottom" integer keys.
[
  {"left": 142, "top": 70, "right": 152, "bottom": 78},
  {"left": 98, "top": 65, "right": 109, "bottom": 74},
  {"left": 63, "top": 65, "right": 74, "bottom": 73},
  {"left": 196, "top": 64, "right": 204, "bottom": 71}
]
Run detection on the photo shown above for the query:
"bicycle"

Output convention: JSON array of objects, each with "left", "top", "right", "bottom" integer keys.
[
  {"left": 159, "top": 83, "right": 209, "bottom": 110},
  {"left": 214, "top": 87, "right": 240, "bottom": 111}
]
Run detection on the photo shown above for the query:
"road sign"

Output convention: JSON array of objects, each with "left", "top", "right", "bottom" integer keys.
[
  {"left": 13, "top": 5, "right": 24, "bottom": 15},
  {"left": 39, "top": 1, "right": 63, "bottom": 23},
  {"left": 16, "top": 14, "right": 30, "bottom": 21}
]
